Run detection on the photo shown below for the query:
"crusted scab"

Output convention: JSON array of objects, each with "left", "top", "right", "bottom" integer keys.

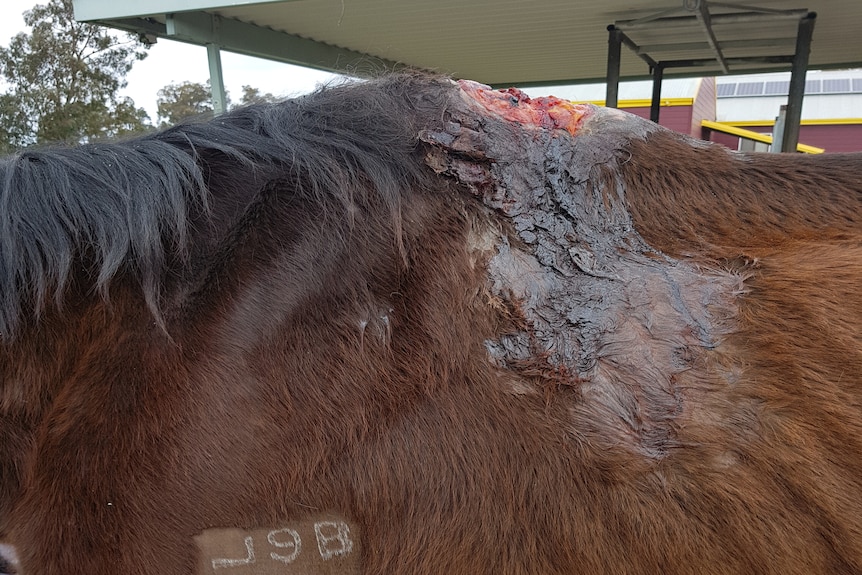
[
  {"left": 482, "top": 225, "right": 744, "bottom": 458},
  {"left": 428, "top": 89, "right": 745, "bottom": 459}
]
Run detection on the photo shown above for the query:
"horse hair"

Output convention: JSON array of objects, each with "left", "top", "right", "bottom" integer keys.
[
  {"left": 1, "top": 72, "right": 861, "bottom": 575},
  {"left": 0, "top": 73, "right": 452, "bottom": 339}
]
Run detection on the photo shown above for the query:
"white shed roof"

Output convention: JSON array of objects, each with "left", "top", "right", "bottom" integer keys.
[{"left": 71, "top": 0, "right": 862, "bottom": 87}]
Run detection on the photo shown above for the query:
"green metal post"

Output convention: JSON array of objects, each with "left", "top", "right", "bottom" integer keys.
[{"left": 207, "top": 43, "right": 227, "bottom": 116}]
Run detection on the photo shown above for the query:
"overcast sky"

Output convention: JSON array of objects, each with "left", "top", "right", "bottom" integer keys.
[{"left": 0, "top": 0, "right": 340, "bottom": 121}]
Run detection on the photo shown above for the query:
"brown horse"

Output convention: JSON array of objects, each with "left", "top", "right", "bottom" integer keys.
[{"left": 0, "top": 74, "right": 860, "bottom": 575}]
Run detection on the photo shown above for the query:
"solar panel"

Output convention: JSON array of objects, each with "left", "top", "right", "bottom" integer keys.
[
  {"left": 716, "top": 83, "right": 736, "bottom": 97},
  {"left": 698, "top": 77, "right": 861, "bottom": 98},
  {"left": 736, "top": 82, "right": 764, "bottom": 96},
  {"left": 823, "top": 78, "right": 851, "bottom": 93},
  {"left": 805, "top": 79, "right": 821, "bottom": 93},
  {"left": 764, "top": 81, "right": 789, "bottom": 95}
]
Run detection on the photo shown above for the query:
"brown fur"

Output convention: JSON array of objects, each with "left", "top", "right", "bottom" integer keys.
[{"left": 1, "top": 76, "right": 860, "bottom": 574}]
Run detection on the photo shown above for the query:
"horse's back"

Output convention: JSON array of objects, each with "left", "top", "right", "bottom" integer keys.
[{"left": 1, "top": 76, "right": 861, "bottom": 574}]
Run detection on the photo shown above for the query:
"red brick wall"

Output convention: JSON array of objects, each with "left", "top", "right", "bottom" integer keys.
[
  {"left": 623, "top": 106, "right": 694, "bottom": 136},
  {"left": 744, "top": 124, "right": 862, "bottom": 153},
  {"left": 708, "top": 131, "right": 741, "bottom": 150},
  {"left": 622, "top": 97, "right": 860, "bottom": 153},
  {"left": 703, "top": 124, "right": 862, "bottom": 153}
]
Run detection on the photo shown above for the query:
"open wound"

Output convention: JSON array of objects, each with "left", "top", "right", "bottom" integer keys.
[{"left": 195, "top": 514, "right": 360, "bottom": 574}]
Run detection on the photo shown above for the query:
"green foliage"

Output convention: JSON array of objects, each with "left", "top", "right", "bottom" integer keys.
[
  {"left": 155, "top": 80, "right": 221, "bottom": 127},
  {"left": 157, "top": 81, "right": 279, "bottom": 127},
  {"left": 238, "top": 85, "right": 279, "bottom": 106},
  {"left": 0, "top": 0, "right": 286, "bottom": 149},
  {"left": 0, "top": 0, "right": 151, "bottom": 151}
]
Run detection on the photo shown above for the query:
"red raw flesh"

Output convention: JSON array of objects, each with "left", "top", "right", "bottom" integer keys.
[{"left": 458, "top": 80, "right": 590, "bottom": 136}]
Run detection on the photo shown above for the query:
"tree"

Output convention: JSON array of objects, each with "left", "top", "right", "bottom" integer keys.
[
  {"left": 0, "top": 0, "right": 151, "bottom": 152},
  {"left": 155, "top": 82, "right": 280, "bottom": 127},
  {"left": 155, "top": 80, "right": 219, "bottom": 127},
  {"left": 238, "top": 85, "right": 279, "bottom": 106}
]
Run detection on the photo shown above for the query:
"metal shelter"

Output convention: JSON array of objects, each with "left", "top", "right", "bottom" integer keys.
[
  {"left": 606, "top": 1, "right": 817, "bottom": 152},
  {"left": 71, "top": 0, "right": 861, "bottom": 151}
]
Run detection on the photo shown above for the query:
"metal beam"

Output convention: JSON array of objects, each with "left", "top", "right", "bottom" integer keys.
[
  {"left": 605, "top": 25, "right": 623, "bottom": 109},
  {"left": 695, "top": 1, "right": 729, "bottom": 74},
  {"left": 96, "top": 17, "right": 167, "bottom": 38},
  {"left": 782, "top": 13, "right": 817, "bottom": 152},
  {"left": 772, "top": 105, "right": 786, "bottom": 153},
  {"left": 637, "top": 38, "right": 796, "bottom": 54},
  {"left": 616, "top": 9, "right": 809, "bottom": 31},
  {"left": 162, "top": 11, "right": 399, "bottom": 75},
  {"left": 207, "top": 43, "right": 227, "bottom": 115},
  {"left": 657, "top": 55, "right": 795, "bottom": 69},
  {"left": 619, "top": 31, "right": 658, "bottom": 68},
  {"left": 707, "top": 2, "right": 803, "bottom": 16},
  {"left": 73, "top": 0, "right": 291, "bottom": 22},
  {"left": 650, "top": 64, "right": 664, "bottom": 123}
]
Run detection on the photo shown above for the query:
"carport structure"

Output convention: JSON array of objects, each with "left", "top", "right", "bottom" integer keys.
[{"left": 72, "top": 0, "right": 862, "bottom": 152}]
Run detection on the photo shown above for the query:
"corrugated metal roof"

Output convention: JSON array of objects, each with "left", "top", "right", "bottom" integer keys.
[{"left": 72, "top": 0, "right": 862, "bottom": 86}]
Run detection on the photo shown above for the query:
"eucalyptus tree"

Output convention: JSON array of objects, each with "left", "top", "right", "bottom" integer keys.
[{"left": 0, "top": 0, "right": 150, "bottom": 152}]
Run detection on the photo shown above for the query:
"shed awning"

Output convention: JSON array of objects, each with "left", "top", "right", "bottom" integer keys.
[{"left": 72, "top": 0, "right": 862, "bottom": 87}]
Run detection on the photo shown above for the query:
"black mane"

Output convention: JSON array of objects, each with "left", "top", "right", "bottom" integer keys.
[{"left": 0, "top": 74, "right": 453, "bottom": 338}]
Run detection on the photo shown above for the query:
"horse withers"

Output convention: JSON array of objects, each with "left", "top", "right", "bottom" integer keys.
[{"left": 1, "top": 74, "right": 860, "bottom": 574}]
